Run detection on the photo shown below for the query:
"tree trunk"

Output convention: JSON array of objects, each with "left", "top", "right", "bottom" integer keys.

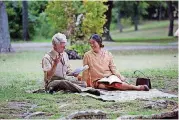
[
  {"left": 133, "top": 1, "right": 139, "bottom": 31},
  {"left": 22, "top": 1, "right": 29, "bottom": 41},
  {"left": 117, "top": 9, "right": 123, "bottom": 32},
  {"left": 157, "top": 4, "right": 162, "bottom": 21},
  {"left": 0, "top": 1, "right": 13, "bottom": 53},
  {"left": 159, "top": 4, "right": 162, "bottom": 20},
  {"left": 167, "top": 1, "right": 174, "bottom": 36},
  {"left": 103, "top": 1, "right": 113, "bottom": 41}
]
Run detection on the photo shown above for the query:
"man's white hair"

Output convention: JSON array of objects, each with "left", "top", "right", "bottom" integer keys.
[{"left": 52, "top": 33, "right": 67, "bottom": 45}]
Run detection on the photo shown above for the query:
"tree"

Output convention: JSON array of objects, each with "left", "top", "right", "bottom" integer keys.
[
  {"left": 5, "top": 1, "right": 48, "bottom": 40},
  {"left": 45, "top": 1, "right": 107, "bottom": 56},
  {"left": 167, "top": 1, "right": 174, "bottom": 36},
  {"left": 0, "top": 1, "right": 13, "bottom": 53},
  {"left": 132, "top": 1, "right": 149, "bottom": 31},
  {"left": 46, "top": 1, "right": 78, "bottom": 42},
  {"left": 5, "top": 1, "right": 22, "bottom": 39},
  {"left": 28, "top": 1, "right": 49, "bottom": 38},
  {"left": 117, "top": 7, "right": 123, "bottom": 32},
  {"left": 22, "top": 1, "right": 29, "bottom": 41},
  {"left": 103, "top": 1, "right": 113, "bottom": 41},
  {"left": 45, "top": 1, "right": 107, "bottom": 42},
  {"left": 112, "top": 1, "right": 149, "bottom": 31},
  {"left": 144, "top": 1, "right": 167, "bottom": 20},
  {"left": 133, "top": 1, "right": 139, "bottom": 31},
  {"left": 81, "top": 1, "right": 107, "bottom": 39}
]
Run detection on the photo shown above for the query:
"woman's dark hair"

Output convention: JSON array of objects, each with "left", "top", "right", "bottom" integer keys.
[{"left": 89, "top": 34, "right": 104, "bottom": 48}]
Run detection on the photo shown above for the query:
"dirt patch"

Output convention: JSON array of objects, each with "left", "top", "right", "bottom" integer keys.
[{"left": 0, "top": 101, "right": 38, "bottom": 119}]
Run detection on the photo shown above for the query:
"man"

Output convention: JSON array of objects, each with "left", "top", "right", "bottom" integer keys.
[{"left": 42, "top": 33, "right": 87, "bottom": 94}]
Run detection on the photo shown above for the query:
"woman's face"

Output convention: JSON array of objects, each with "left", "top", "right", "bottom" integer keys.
[{"left": 89, "top": 39, "right": 100, "bottom": 52}]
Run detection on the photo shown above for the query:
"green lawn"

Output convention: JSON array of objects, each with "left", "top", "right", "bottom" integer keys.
[
  {"left": 0, "top": 48, "right": 178, "bottom": 119},
  {"left": 111, "top": 20, "right": 178, "bottom": 42}
]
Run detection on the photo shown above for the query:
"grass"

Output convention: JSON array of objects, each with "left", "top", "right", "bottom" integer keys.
[
  {"left": 113, "top": 20, "right": 177, "bottom": 31},
  {"left": 112, "top": 36, "right": 177, "bottom": 42},
  {"left": 1, "top": 20, "right": 178, "bottom": 119},
  {"left": 110, "top": 20, "right": 178, "bottom": 42},
  {"left": 11, "top": 20, "right": 178, "bottom": 43},
  {"left": 11, "top": 36, "right": 51, "bottom": 43},
  {"left": 0, "top": 48, "right": 178, "bottom": 119}
]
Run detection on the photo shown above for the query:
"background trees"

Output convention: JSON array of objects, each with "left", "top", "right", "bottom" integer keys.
[
  {"left": 112, "top": 1, "right": 149, "bottom": 32},
  {"left": 167, "top": 1, "right": 175, "bottom": 36},
  {"left": 45, "top": 1, "right": 107, "bottom": 43},
  {"left": 45, "top": 1, "right": 107, "bottom": 56},
  {"left": 103, "top": 1, "right": 113, "bottom": 41},
  {"left": 22, "top": 1, "right": 29, "bottom": 41},
  {"left": 5, "top": 1, "right": 22, "bottom": 39},
  {"left": 2, "top": 1, "right": 178, "bottom": 42}
]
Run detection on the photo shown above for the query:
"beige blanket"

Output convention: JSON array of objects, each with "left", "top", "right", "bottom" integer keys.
[{"left": 79, "top": 88, "right": 177, "bottom": 102}]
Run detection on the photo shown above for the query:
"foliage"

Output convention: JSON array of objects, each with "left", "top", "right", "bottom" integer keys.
[
  {"left": 45, "top": 1, "right": 77, "bottom": 35},
  {"left": 120, "top": 18, "right": 132, "bottom": 27},
  {"left": 81, "top": 1, "right": 107, "bottom": 37},
  {"left": 34, "top": 12, "right": 55, "bottom": 39},
  {"left": 45, "top": 1, "right": 107, "bottom": 56},
  {"left": 143, "top": 1, "right": 168, "bottom": 19},
  {"left": 45, "top": 1, "right": 107, "bottom": 42},
  {"left": 68, "top": 41, "right": 90, "bottom": 57},
  {"left": 5, "top": 1, "right": 48, "bottom": 40},
  {"left": 5, "top": 1, "right": 22, "bottom": 39},
  {"left": 28, "top": 1, "right": 49, "bottom": 38},
  {"left": 112, "top": 1, "right": 149, "bottom": 25},
  {"left": 28, "top": 1, "right": 48, "bottom": 17}
]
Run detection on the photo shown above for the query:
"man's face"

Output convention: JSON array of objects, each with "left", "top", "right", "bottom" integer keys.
[{"left": 54, "top": 42, "right": 66, "bottom": 53}]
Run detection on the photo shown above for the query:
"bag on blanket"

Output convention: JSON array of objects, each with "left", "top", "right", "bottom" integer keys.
[{"left": 134, "top": 70, "right": 151, "bottom": 89}]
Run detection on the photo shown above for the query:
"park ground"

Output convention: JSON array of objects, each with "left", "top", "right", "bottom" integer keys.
[{"left": 0, "top": 20, "right": 178, "bottom": 119}]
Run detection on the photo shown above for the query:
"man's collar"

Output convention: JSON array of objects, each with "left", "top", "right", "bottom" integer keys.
[{"left": 48, "top": 49, "right": 59, "bottom": 59}]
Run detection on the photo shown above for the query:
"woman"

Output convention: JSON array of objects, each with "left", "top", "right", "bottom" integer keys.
[{"left": 82, "top": 34, "right": 149, "bottom": 91}]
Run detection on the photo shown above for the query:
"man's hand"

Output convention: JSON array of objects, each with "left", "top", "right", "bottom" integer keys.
[
  {"left": 73, "top": 73, "right": 79, "bottom": 77},
  {"left": 53, "top": 55, "right": 60, "bottom": 65}
]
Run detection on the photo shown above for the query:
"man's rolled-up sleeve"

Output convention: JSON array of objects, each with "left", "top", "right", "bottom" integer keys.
[{"left": 42, "top": 57, "right": 52, "bottom": 72}]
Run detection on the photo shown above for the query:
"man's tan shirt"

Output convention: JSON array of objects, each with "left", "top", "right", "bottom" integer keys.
[{"left": 42, "top": 49, "right": 72, "bottom": 80}]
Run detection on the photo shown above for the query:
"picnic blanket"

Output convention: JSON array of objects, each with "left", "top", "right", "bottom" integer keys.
[{"left": 78, "top": 88, "right": 177, "bottom": 102}]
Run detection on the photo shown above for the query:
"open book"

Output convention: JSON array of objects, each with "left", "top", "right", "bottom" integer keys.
[
  {"left": 67, "top": 65, "right": 89, "bottom": 76},
  {"left": 98, "top": 75, "right": 122, "bottom": 84}
]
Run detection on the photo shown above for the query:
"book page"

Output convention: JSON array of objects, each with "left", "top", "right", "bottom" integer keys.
[
  {"left": 108, "top": 75, "right": 122, "bottom": 84},
  {"left": 98, "top": 75, "right": 122, "bottom": 84},
  {"left": 67, "top": 65, "right": 89, "bottom": 76}
]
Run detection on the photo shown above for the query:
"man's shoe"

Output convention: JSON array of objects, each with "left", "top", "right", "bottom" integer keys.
[
  {"left": 48, "top": 87, "right": 54, "bottom": 94},
  {"left": 85, "top": 89, "right": 100, "bottom": 96}
]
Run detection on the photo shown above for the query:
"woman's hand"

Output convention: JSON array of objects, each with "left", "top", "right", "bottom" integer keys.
[
  {"left": 120, "top": 75, "right": 126, "bottom": 82},
  {"left": 116, "top": 74, "right": 126, "bottom": 82}
]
